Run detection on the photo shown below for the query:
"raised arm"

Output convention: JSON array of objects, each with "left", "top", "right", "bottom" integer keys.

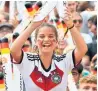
[
  {"left": 10, "top": 19, "right": 44, "bottom": 63},
  {"left": 63, "top": 8, "right": 88, "bottom": 65}
]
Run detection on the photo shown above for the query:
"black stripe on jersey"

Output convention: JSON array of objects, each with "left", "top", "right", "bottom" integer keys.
[
  {"left": 27, "top": 53, "right": 40, "bottom": 61},
  {"left": 53, "top": 54, "right": 66, "bottom": 62},
  {"left": 18, "top": 50, "right": 24, "bottom": 64},
  {"left": 72, "top": 50, "right": 76, "bottom": 67}
]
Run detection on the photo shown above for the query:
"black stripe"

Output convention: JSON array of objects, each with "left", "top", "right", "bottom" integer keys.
[
  {"left": 18, "top": 50, "right": 24, "bottom": 64},
  {"left": 72, "top": 50, "right": 76, "bottom": 67}
]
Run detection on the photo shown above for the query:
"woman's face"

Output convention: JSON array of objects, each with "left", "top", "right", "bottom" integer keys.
[{"left": 36, "top": 26, "right": 57, "bottom": 54}]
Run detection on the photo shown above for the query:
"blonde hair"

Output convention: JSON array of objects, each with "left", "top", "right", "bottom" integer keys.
[{"left": 79, "top": 75, "right": 97, "bottom": 85}]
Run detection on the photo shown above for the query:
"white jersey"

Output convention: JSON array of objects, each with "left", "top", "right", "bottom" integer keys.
[{"left": 16, "top": 50, "right": 75, "bottom": 91}]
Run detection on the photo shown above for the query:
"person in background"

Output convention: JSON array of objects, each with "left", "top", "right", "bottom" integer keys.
[
  {"left": 22, "top": 37, "right": 33, "bottom": 52},
  {"left": 71, "top": 64, "right": 83, "bottom": 89},
  {"left": 72, "top": 12, "right": 92, "bottom": 44},
  {"left": 0, "top": 23, "right": 14, "bottom": 38},
  {"left": 0, "top": 11, "right": 9, "bottom": 24},
  {"left": 66, "top": 1, "right": 77, "bottom": 14},
  {"left": 90, "top": 54, "right": 97, "bottom": 75},
  {"left": 86, "top": 15, "right": 97, "bottom": 60},
  {"left": 81, "top": 55, "right": 90, "bottom": 72},
  {"left": 55, "top": 38, "right": 67, "bottom": 55},
  {"left": 64, "top": 12, "right": 91, "bottom": 54},
  {"left": 67, "top": 64, "right": 83, "bottom": 91},
  {"left": 79, "top": 75, "right": 97, "bottom": 91},
  {"left": 77, "top": 1, "right": 96, "bottom": 34},
  {"left": 0, "top": 23, "right": 14, "bottom": 80}
]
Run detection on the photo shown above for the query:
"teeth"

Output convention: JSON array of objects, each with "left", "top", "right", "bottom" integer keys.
[{"left": 43, "top": 44, "right": 50, "bottom": 47}]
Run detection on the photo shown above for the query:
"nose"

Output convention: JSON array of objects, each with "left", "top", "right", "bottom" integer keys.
[{"left": 44, "top": 36, "right": 49, "bottom": 41}]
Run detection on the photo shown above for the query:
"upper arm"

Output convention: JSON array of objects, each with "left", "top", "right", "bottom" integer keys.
[
  {"left": 11, "top": 50, "right": 23, "bottom": 64},
  {"left": 74, "top": 49, "right": 83, "bottom": 65}
]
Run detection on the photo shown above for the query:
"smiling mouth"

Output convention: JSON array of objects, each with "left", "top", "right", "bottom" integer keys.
[{"left": 42, "top": 44, "right": 51, "bottom": 47}]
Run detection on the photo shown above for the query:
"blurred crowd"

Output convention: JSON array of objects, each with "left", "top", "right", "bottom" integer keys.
[{"left": 0, "top": 1, "right": 97, "bottom": 91}]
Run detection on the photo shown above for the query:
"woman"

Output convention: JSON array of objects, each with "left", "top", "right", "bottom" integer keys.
[{"left": 10, "top": 8, "right": 87, "bottom": 91}]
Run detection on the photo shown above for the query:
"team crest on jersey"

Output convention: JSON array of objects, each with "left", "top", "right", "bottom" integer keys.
[{"left": 51, "top": 74, "right": 61, "bottom": 84}]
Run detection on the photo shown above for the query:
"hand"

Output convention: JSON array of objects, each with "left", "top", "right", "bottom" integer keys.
[
  {"left": 32, "top": 19, "right": 45, "bottom": 29},
  {"left": 62, "top": 7, "right": 74, "bottom": 29},
  {"left": 30, "top": 12, "right": 45, "bottom": 29}
]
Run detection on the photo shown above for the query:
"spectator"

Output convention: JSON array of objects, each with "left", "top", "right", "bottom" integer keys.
[
  {"left": 72, "top": 12, "right": 92, "bottom": 44},
  {"left": 78, "top": 1, "right": 96, "bottom": 34},
  {"left": 22, "top": 37, "right": 33, "bottom": 52},
  {"left": 0, "top": 23, "right": 14, "bottom": 37},
  {"left": 66, "top": 1, "right": 77, "bottom": 14},
  {"left": 77, "top": 1, "right": 95, "bottom": 12},
  {"left": 88, "top": 15, "right": 97, "bottom": 36},
  {"left": 71, "top": 64, "right": 83, "bottom": 89},
  {"left": 90, "top": 54, "right": 97, "bottom": 75},
  {"left": 0, "top": 11, "right": 9, "bottom": 24},
  {"left": 81, "top": 55, "right": 90, "bottom": 71},
  {"left": 86, "top": 15, "right": 97, "bottom": 60},
  {"left": 64, "top": 12, "right": 92, "bottom": 53},
  {"left": 79, "top": 75, "right": 97, "bottom": 91}
]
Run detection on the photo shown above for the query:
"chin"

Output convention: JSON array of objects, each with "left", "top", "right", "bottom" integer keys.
[{"left": 41, "top": 49, "right": 53, "bottom": 53}]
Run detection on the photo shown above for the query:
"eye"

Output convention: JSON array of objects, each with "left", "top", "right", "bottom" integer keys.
[
  {"left": 39, "top": 35, "right": 45, "bottom": 39},
  {"left": 49, "top": 35, "right": 54, "bottom": 38},
  {"left": 93, "top": 87, "right": 97, "bottom": 91},
  {"left": 83, "top": 86, "right": 90, "bottom": 90}
]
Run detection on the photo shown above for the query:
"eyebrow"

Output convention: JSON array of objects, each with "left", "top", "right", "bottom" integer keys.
[{"left": 38, "top": 34, "right": 55, "bottom": 36}]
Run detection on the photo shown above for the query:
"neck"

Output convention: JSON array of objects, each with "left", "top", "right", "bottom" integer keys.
[{"left": 39, "top": 52, "right": 54, "bottom": 69}]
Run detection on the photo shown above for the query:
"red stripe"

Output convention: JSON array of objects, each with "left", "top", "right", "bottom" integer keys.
[
  {"left": 1, "top": 43, "right": 9, "bottom": 48},
  {"left": 27, "top": 7, "right": 33, "bottom": 12},
  {"left": 56, "top": 21, "right": 61, "bottom": 25},
  {"left": 0, "top": 80, "right": 4, "bottom": 84},
  {"left": 63, "top": 23, "right": 67, "bottom": 28}
]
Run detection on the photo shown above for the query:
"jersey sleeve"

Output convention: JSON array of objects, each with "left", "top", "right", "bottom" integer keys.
[{"left": 15, "top": 51, "right": 35, "bottom": 76}]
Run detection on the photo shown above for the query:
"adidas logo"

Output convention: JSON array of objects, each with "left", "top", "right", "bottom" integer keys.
[{"left": 37, "top": 77, "right": 43, "bottom": 83}]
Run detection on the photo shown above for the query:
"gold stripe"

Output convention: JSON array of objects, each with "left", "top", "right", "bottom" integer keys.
[
  {"left": 1, "top": 48, "right": 10, "bottom": 54},
  {"left": 29, "top": 10, "right": 36, "bottom": 16},
  {"left": 0, "top": 84, "right": 5, "bottom": 88}
]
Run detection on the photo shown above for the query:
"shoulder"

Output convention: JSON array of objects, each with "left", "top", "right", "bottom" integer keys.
[
  {"left": 24, "top": 52, "right": 40, "bottom": 61},
  {"left": 53, "top": 54, "right": 66, "bottom": 62}
]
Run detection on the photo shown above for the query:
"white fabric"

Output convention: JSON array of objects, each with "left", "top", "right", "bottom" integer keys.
[
  {"left": 81, "top": 33, "right": 92, "bottom": 44},
  {"left": 16, "top": 50, "right": 74, "bottom": 91}
]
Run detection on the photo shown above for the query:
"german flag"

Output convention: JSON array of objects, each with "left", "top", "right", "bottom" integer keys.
[
  {"left": 0, "top": 39, "right": 1, "bottom": 55},
  {"left": 54, "top": 18, "right": 63, "bottom": 29},
  {"left": 1, "top": 38, "right": 13, "bottom": 91},
  {"left": 25, "top": 1, "right": 42, "bottom": 16},
  {"left": 0, "top": 79, "right": 5, "bottom": 89},
  {"left": 0, "top": 39, "right": 5, "bottom": 90},
  {"left": 1, "top": 38, "right": 10, "bottom": 55},
  {"left": 54, "top": 19, "right": 68, "bottom": 37},
  {"left": 61, "top": 20, "right": 68, "bottom": 36}
]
